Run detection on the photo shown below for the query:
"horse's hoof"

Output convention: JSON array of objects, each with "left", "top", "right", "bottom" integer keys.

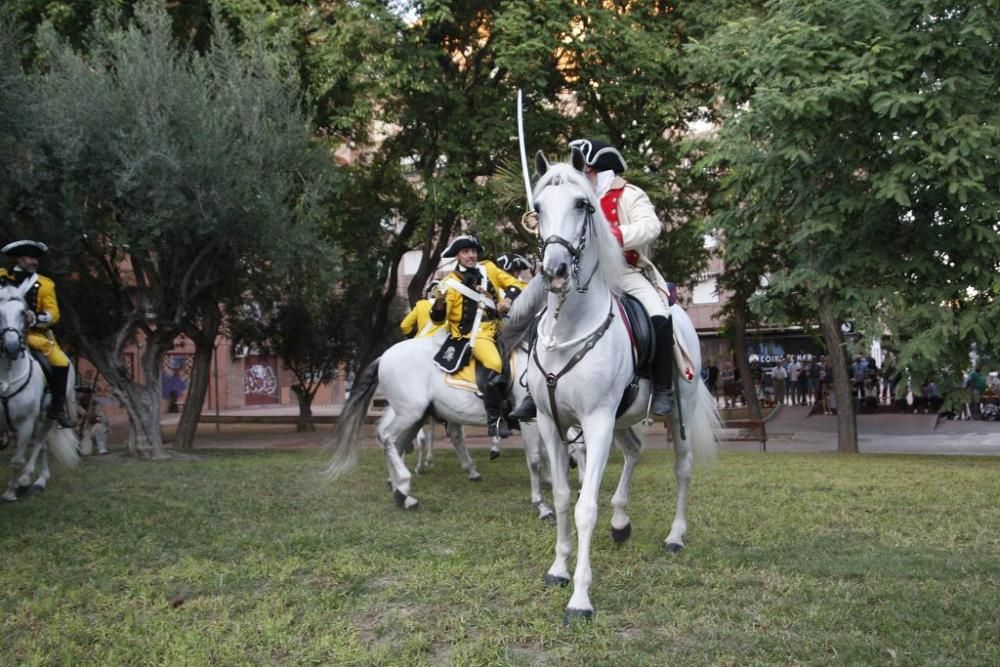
[
  {"left": 31, "top": 485, "right": 45, "bottom": 494},
  {"left": 665, "top": 542, "right": 683, "bottom": 553},
  {"left": 563, "top": 608, "right": 593, "bottom": 624},
  {"left": 540, "top": 511, "right": 556, "bottom": 524},
  {"left": 468, "top": 474, "right": 482, "bottom": 482},
  {"left": 1, "top": 493, "right": 16, "bottom": 503},
  {"left": 15, "top": 485, "right": 31, "bottom": 497},
  {"left": 393, "top": 489, "right": 406, "bottom": 507},
  {"left": 543, "top": 574, "right": 570, "bottom": 587},
  {"left": 611, "top": 523, "right": 631, "bottom": 544},
  {"left": 489, "top": 449, "right": 500, "bottom": 460},
  {"left": 403, "top": 496, "right": 420, "bottom": 510}
]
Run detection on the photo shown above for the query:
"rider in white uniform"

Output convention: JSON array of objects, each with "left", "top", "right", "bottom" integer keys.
[{"left": 511, "top": 138, "right": 675, "bottom": 419}]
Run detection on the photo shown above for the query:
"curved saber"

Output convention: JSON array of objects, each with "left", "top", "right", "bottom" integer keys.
[{"left": 517, "top": 89, "right": 534, "bottom": 211}]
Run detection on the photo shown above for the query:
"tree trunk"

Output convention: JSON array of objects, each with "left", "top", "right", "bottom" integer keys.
[
  {"left": 292, "top": 384, "right": 315, "bottom": 432},
  {"left": 730, "top": 296, "right": 762, "bottom": 422},
  {"left": 174, "top": 305, "right": 222, "bottom": 450},
  {"left": 113, "top": 380, "right": 168, "bottom": 459},
  {"left": 818, "top": 289, "right": 858, "bottom": 453}
]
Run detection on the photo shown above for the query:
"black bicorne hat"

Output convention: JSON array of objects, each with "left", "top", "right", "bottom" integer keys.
[
  {"left": 442, "top": 235, "right": 483, "bottom": 258},
  {"left": 496, "top": 253, "right": 531, "bottom": 273},
  {"left": 2, "top": 240, "right": 49, "bottom": 258},
  {"left": 568, "top": 138, "right": 628, "bottom": 174}
]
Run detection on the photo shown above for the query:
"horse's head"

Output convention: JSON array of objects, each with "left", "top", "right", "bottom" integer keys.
[
  {"left": 0, "top": 286, "right": 29, "bottom": 360},
  {"left": 533, "top": 149, "right": 625, "bottom": 294}
]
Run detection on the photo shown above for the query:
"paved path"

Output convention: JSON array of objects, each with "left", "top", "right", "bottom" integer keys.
[{"left": 142, "top": 404, "right": 1000, "bottom": 457}]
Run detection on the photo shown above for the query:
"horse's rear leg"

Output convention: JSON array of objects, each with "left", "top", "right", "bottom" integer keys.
[
  {"left": 521, "top": 424, "right": 554, "bottom": 521},
  {"left": 380, "top": 416, "right": 422, "bottom": 509},
  {"left": 415, "top": 422, "right": 435, "bottom": 474},
  {"left": 610, "top": 427, "right": 642, "bottom": 543},
  {"left": 665, "top": 415, "right": 693, "bottom": 551},
  {"left": 446, "top": 423, "right": 481, "bottom": 481}
]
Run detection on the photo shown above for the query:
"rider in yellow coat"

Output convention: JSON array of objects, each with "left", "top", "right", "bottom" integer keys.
[
  {"left": 431, "top": 235, "right": 525, "bottom": 437},
  {"left": 400, "top": 280, "right": 444, "bottom": 339},
  {"left": 0, "top": 240, "right": 75, "bottom": 427}
]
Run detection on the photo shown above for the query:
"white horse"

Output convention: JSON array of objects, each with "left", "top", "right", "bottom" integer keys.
[
  {"left": 0, "top": 285, "right": 79, "bottom": 502},
  {"left": 324, "top": 326, "right": 553, "bottom": 519},
  {"left": 518, "top": 151, "right": 720, "bottom": 622}
]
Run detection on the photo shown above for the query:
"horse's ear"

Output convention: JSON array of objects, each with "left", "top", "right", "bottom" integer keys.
[
  {"left": 570, "top": 146, "right": 586, "bottom": 173},
  {"left": 534, "top": 150, "right": 549, "bottom": 177}
]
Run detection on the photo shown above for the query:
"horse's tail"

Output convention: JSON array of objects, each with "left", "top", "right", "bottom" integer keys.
[
  {"left": 322, "top": 357, "right": 381, "bottom": 480},
  {"left": 688, "top": 378, "right": 722, "bottom": 465},
  {"left": 46, "top": 427, "right": 80, "bottom": 468}
]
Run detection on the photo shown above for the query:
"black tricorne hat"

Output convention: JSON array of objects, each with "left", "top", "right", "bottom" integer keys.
[
  {"left": 496, "top": 253, "right": 531, "bottom": 273},
  {"left": 568, "top": 138, "right": 628, "bottom": 174},
  {"left": 442, "top": 235, "right": 483, "bottom": 258},
  {"left": 2, "top": 240, "right": 49, "bottom": 258}
]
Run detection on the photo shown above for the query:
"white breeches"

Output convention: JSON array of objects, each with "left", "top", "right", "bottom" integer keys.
[
  {"left": 80, "top": 424, "right": 109, "bottom": 455},
  {"left": 621, "top": 270, "right": 668, "bottom": 318}
]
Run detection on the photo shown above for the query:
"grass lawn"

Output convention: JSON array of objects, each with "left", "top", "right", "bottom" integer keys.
[{"left": 1, "top": 447, "right": 997, "bottom": 666}]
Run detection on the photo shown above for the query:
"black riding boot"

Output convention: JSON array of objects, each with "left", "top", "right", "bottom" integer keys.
[
  {"left": 509, "top": 393, "right": 537, "bottom": 420},
  {"left": 651, "top": 315, "right": 675, "bottom": 416},
  {"left": 484, "top": 371, "right": 512, "bottom": 439},
  {"left": 47, "top": 365, "right": 76, "bottom": 428}
]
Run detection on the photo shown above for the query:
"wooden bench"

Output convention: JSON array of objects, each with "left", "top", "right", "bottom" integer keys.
[{"left": 723, "top": 418, "right": 768, "bottom": 451}]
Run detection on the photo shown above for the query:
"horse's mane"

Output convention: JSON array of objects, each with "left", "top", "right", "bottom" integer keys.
[
  {"left": 0, "top": 285, "right": 25, "bottom": 303},
  {"left": 533, "top": 162, "right": 627, "bottom": 291}
]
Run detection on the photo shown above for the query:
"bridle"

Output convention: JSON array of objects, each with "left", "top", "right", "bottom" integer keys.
[{"left": 538, "top": 196, "right": 601, "bottom": 294}]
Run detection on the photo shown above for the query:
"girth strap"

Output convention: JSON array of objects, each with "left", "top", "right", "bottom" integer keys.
[{"left": 531, "top": 302, "right": 615, "bottom": 441}]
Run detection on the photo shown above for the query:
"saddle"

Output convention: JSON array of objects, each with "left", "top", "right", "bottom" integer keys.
[
  {"left": 614, "top": 294, "right": 655, "bottom": 418},
  {"left": 434, "top": 336, "right": 514, "bottom": 397},
  {"left": 29, "top": 349, "right": 54, "bottom": 391}
]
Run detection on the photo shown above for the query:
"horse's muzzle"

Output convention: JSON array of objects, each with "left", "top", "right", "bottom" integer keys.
[{"left": 2, "top": 332, "right": 22, "bottom": 360}]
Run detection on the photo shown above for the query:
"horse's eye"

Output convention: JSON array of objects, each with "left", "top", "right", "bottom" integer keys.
[{"left": 575, "top": 199, "right": 588, "bottom": 210}]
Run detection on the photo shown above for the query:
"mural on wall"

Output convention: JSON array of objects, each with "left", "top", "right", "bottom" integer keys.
[
  {"left": 162, "top": 353, "right": 193, "bottom": 403},
  {"left": 244, "top": 355, "right": 279, "bottom": 405}
]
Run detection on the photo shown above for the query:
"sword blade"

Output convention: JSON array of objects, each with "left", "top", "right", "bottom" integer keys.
[{"left": 517, "top": 89, "right": 534, "bottom": 210}]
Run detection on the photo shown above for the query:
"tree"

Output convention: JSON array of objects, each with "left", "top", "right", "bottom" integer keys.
[
  {"left": 12, "top": 2, "right": 330, "bottom": 457},
  {"left": 228, "top": 264, "right": 363, "bottom": 432},
  {"left": 691, "top": 0, "right": 1000, "bottom": 452}
]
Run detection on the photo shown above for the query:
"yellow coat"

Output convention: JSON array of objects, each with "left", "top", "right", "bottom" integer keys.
[
  {"left": 400, "top": 299, "right": 443, "bottom": 338},
  {"left": 0, "top": 268, "right": 69, "bottom": 366},
  {"left": 434, "top": 261, "right": 526, "bottom": 341}
]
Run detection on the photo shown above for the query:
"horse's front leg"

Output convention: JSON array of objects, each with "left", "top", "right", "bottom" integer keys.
[
  {"left": 14, "top": 432, "right": 44, "bottom": 496},
  {"left": 565, "top": 414, "right": 614, "bottom": 622},
  {"left": 538, "top": 417, "right": 572, "bottom": 587},
  {"left": 665, "top": 414, "right": 693, "bottom": 551},
  {"left": 489, "top": 435, "right": 502, "bottom": 460},
  {"left": 610, "top": 426, "right": 642, "bottom": 544},
  {"left": 447, "top": 423, "right": 481, "bottom": 482}
]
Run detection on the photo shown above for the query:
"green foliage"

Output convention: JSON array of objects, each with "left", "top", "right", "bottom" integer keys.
[
  {"left": 691, "top": 0, "right": 1000, "bottom": 379},
  {"left": 1, "top": 449, "right": 997, "bottom": 663}
]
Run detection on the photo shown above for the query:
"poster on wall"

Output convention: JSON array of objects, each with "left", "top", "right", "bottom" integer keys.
[
  {"left": 745, "top": 337, "right": 824, "bottom": 371},
  {"left": 244, "top": 355, "right": 279, "bottom": 405}
]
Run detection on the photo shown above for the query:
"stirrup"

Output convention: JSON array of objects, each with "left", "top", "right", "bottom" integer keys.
[{"left": 48, "top": 410, "right": 76, "bottom": 429}]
